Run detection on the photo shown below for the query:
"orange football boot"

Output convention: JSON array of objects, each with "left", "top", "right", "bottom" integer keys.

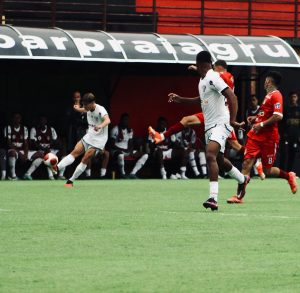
[
  {"left": 255, "top": 162, "right": 265, "bottom": 180},
  {"left": 288, "top": 172, "right": 297, "bottom": 194},
  {"left": 226, "top": 195, "right": 244, "bottom": 204},
  {"left": 148, "top": 126, "right": 164, "bottom": 144}
]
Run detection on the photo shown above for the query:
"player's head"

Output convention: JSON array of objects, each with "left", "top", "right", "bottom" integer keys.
[
  {"left": 157, "top": 116, "right": 167, "bottom": 131},
  {"left": 264, "top": 71, "right": 282, "bottom": 90},
  {"left": 12, "top": 112, "right": 22, "bottom": 126},
  {"left": 214, "top": 60, "right": 227, "bottom": 73},
  {"left": 119, "top": 113, "right": 129, "bottom": 127},
  {"left": 249, "top": 95, "right": 259, "bottom": 108},
  {"left": 196, "top": 51, "right": 213, "bottom": 77},
  {"left": 72, "top": 91, "right": 81, "bottom": 103},
  {"left": 82, "top": 92, "right": 96, "bottom": 111},
  {"left": 289, "top": 91, "right": 298, "bottom": 105},
  {"left": 38, "top": 115, "right": 48, "bottom": 128}
]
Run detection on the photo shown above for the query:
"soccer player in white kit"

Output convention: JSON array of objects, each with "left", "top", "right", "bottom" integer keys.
[
  {"left": 55, "top": 93, "right": 110, "bottom": 187},
  {"left": 168, "top": 51, "right": 249, "bottom": 211}
]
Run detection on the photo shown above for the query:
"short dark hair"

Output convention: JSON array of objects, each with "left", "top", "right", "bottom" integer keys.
[
  {"left": 266, "top": 71, "right": 282, "bottom": 86},
  {"left": 196, "top": 51, "right": 212, "bottom": 64},
  {"left": 214, "top": 59, "right": 227, "bottom": 69},
  {"left": 82, "top": 93, "right": 96, "bottom": 105},
  {"left": 289, "top": 91, "right": 298, "bottom": 97}
]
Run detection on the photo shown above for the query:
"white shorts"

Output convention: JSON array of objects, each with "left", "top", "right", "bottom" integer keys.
[
  {"left": 205, "top": 124, "right": 232, "bottom": 153},
  {"left": 81, "top": 139, "right": 103, "bottom": 156},
  {"left": 162, "top": 149, "right": 173, "bottom": 160}
]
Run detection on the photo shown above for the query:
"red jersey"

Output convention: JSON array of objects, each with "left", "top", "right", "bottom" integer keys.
[
  {"left": 248, "top": 90, "right": 283, "bottom": 142},
  {"left": 219, "top": 71, "right": 234, "bottom": 91},
  {"left": 5, "top": 125, "right": 28, "bottom": 150}
]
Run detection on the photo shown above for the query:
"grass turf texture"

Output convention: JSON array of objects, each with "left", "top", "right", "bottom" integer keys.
[{"left": 1, "top": 179, "right": 300, "bottom": 292}]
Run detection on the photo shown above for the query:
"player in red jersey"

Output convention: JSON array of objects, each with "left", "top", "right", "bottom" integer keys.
[{"left": 227, "top": 71, "right": 297, "bottom": 204}]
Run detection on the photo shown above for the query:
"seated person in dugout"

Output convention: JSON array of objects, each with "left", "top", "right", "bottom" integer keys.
[
  {"left": 148, "top": 117, "right": 188, "bottom": 179},
  {"left": 110, "top": 113, "right": 149, "bottom": 179},
  {"left": 175, "top": 127, "right": 207, "bottom": 178},
  {"left": 23, "top": 115, "right": 60, "bottom": 180},
  {"left": 4, "top": 112, "right": 29, "bottom": 180},
  {"left": 0, "top": 130, "right": 6, "bottom": 180}
]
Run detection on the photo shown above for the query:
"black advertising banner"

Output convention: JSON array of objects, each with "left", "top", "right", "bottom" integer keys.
[{"left": 0, "top": 25, "right": 299, "bottom": 67}]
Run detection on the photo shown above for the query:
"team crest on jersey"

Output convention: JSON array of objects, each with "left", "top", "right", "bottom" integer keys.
[
  {"left": 209, "top": 80, "right": 214, "bottom": 86},
  {"left": 275, "top": 102, "right": 281, "bottom": 109}
]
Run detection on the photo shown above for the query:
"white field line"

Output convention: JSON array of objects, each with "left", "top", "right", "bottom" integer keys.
[{"left": 0, "top": 209, "right": 11, "bottom": 212}]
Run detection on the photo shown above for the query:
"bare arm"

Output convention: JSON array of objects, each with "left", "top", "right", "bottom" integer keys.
[
  {"left": 252, "top": 114, "right": 282, "bottom": 133},
  {"left": 94, "top": 114, "right": 111, "bottom": 131},
  {"left": 222, "top": 88, "right": 238, "bottom": 125},
  {"left": 73, "top": 104, "right": 87, "bottom": 113},
  {"left": 168, "top": 93, "right": 200, "bottom": 105}
]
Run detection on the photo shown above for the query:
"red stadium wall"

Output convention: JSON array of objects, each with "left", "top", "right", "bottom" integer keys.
[
  {"left": 110, "top": 75, "right": 200, "bottom": 137},
  {"left": 136, "top": 0, "right": 299, "bottom": 37}
]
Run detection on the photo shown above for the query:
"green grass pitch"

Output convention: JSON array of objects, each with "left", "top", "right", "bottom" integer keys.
[{"left": 1, "top": 179, "right": 300, "bottom": 292}]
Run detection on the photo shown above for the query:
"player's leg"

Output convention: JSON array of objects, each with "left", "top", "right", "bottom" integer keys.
[
  {"left": 57, "top": 140, "right": 85, "bottom": 174},
  {"left": 23, "top": 151, "right": 44, "bottom": 180},
  {"left": 153, "top": 148, "right": 167, "bottom": 179},
  {"left": 66, "top": 148, "right": 96, "bottom": 186},
  {"left": 129, "top": 151, "right": 149, "bottom": 179},
  {"left": 203, "top": 140, "right": 220, "bottom": 210},
  {"left": 0, "top": 149, "right": 6, "bottom": 180},
  {"left": 7, "top": 149, "right": 18, "bottom": 180},
  {"left": 188, "top": 150, "right": 200, "bottom": 177},
  {"left": 171, "top": 148, "right": 188, "bottom": 179},
  {"left": 100, "top": 150, "right": 109, "bottom": 178},
  {"left": 261, "top": 141, "right": 297, "bottom": 194},
  {"left": 149, "top": 114, "right": 200, "bottom": 144}
]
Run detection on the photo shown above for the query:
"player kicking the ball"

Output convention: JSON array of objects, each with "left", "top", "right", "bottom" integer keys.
[
  {"left": 53, "top": 93, "right": 110, "bottom": 187},
  {"left": 227, "top": 71, "right": 297, "bottom": 204}
]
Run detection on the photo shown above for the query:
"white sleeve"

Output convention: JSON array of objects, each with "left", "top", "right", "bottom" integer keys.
[
  {"left": 24, "top": 127, "right": 29, "bottom": 140},
  {"left": 129, "top": 129, "right": 133, "bottom": 139},
  {"left": 110, "top": 126, "right": 118, "bottom": 139},
  {"left": 30, "top": 128, "right": 37, "bottom": 141},
  {"left": 4, "top": 126, "right": 10, "bottom": 139},
  {"left": 209, "top": 72, "right": 228, "bottom": 94},
  {"left": 51, "top": 127, "right": 58, "bottom": 140},
  {"left": 99, "top": 105, "right": 108, "bottom": 118}
]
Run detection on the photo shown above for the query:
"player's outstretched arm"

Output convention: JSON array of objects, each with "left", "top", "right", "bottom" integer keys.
[
  {"left": 94, "top": 114, "right": 111, "bottom": 131},
  {"left": 168, "top": 93, "right": 200, "bottom": 104},
  {"left": 223, "top": 88, "right": 238, "bottom": 125},
  {"left": 73, "top": 104, "right": 87, "bottom": 113},
  {"left": 252, "top": 114, "right": 282, "bottom": 133}
]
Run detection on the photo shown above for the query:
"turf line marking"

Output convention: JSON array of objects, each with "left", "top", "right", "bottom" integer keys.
[{"left": 0, "top": 209, "right": 11, "bottom": 212}]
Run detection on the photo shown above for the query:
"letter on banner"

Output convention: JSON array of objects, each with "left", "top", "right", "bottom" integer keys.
[
  {"left": 260, "top": 45, "right": 290, "bottom": 58},
  {"left": 239, "top": 44, "right": 255, "bottom": 58},
  {"left": 132, "top": 41, "right": 160, "bottom": 54},
  {"left": 0, "top": 34, "right": 15, "bottom": 49},
  {"left": 73, "top": 38, "right": 104, "bottom": 57},
  {"left": 209, "top": 44, "right": 238, "bottom": 61},
  {"left": 107, "top": 39, "right": 125, "bottom": 53},
  {"left": 179, "top": 42, "right": 203, "bottom": 55},
  {"left": 20, "top": 35, "right": 48, "bottom": 50},
  {"left": 50, "top": 37, "right": 69, "bottom": 50}
]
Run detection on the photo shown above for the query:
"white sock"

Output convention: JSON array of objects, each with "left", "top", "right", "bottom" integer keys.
[
  {"left": 57, "top": 154, "right": 75, "bottom": 171},
  {"left": 69, "top": 162, "right": 87, "bottom": 182},
  {"left": 85, "top": 168, "right": 91, "bottom": 177},
  {"left": 227, "top": 165, "right": 245, "bottom": 184},
  {"left": 26, "top": 158, "right": 43, "bottom": 176},
  {"left": 47, "top": 166, "right": 54, "bottom": 178},
  {"left": 118, "top": 154, "right": 125, "bottom": 175},
  {"left": 131, "top": 154, "right": 148, "bottom": 175},
  {"left": 100, "top": 168, "right": 106, "bottom": 177},
  {"left": 189, "top": 152, "right": 200, "bottom": 176},
  {"left": 209, "top": 181, "right": 218, "bottom": 201},
  {"left": 199, "top": 152, "right": 207, "bottom": 175},
  {"left": 160, "top": 167, "right": 167, "bottom": 179},
  {"left": 1, "top": 170, "right": 6, "bottom": 180},
  {"left": 180, "top": 166, "right": 187, "bottom": 176},
  {"left": 8, "top": 157, "right": 16, "bottom": 178}
]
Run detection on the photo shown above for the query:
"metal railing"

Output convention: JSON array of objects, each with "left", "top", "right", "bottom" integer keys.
[{"left": 0, "top": 0, "right": 299, "bottom": 38}]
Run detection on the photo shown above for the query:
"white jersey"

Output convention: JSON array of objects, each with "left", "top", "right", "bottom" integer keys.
[
  {"left": 82, "top": 104, "right": 108, "bottom": 150},
  {"left": 111, "top": 126, "right": 133, "bottom": 150},
  {"left": 198, "top": 69, "right": 230, "bottom": 130}
]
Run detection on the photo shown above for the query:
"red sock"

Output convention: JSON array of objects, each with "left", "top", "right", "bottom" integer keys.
[
  {"left": 279, "top": 169, "right": 289, "bottom": 180},
  {"left": 164, "top": 122, "right": 184, "bottom": 138}
]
